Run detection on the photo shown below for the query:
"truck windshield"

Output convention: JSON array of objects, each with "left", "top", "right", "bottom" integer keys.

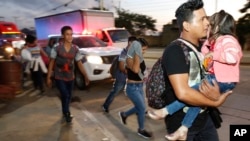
[
  {"left": 73, "top": 36, "right": 107, "bottom": 48},
  {"left": 107, "top": 30, "right": 130, "bottom": 43}
]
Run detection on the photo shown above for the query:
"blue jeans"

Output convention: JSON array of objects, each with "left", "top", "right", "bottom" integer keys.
[
  {"left": 55, "top": 79, "right": 74, "bottom": 115},
  {"left": 166, "top": 74, "right": 236, "bottom": 128},
  {"left": 124, "top": 82, "right": 146, "bottom": 130},
  {"left": 103, "top": 80, "right": 126, "bottom": 109}
]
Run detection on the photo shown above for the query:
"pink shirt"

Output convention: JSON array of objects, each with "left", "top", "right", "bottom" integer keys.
[{"left": 201, "top": 35, "right": 243, "bottom": 83}]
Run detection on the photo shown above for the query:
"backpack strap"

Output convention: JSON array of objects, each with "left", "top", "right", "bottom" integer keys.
[
  {"left": 177, "top": 39, "right": 203, "bottom": 61},
  {"left": 177, "top": 38, "right": 205, "bottom": 79}
]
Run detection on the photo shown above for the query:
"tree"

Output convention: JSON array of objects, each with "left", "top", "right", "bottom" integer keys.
[
  {"left": 115, "top": 9, "right": 157, "bottom": 35},
  {"left": 239, "top": 1, "right": 250, "bottom": 13},
  {"left": 236, "top": 1, "right": 250, "bottom": 49}
]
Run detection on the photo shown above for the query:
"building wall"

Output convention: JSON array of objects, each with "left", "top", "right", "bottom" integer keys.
[{"left": 139, "top": 35, "right": 161, "bottom": 47}]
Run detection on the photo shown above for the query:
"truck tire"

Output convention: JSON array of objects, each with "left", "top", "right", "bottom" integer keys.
[{"left": 75, "top": 69, "right": 86, "bottom": 90}]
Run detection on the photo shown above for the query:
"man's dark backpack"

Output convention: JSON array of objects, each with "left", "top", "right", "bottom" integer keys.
[
  {"left": 146, "top": 39, "right": 190, "bottom": 109},
  {"left": 146, "top": 57, "right": 168, "bottom": 109},
  {"left": 109, "top": 56, "right": 119, "bottom": 78}
]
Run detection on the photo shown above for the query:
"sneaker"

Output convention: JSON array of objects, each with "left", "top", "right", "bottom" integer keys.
[
  {"left": 118, "top": 112, "right": 127, "bottom": 125},
  {"left": 102, "top": 105, "right": 109, "bottom": 113},
  {"left": 137, "top": 129, "right": 152, "bottom": 139},
  {"left": 64, "top": 113, "right": 73, "bottom": 123}
]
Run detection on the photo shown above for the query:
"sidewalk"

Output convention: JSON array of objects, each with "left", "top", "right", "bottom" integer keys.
[
  {"left": 0, "top": 88, "right": 112, "bottom": 141},
  {"left": 0, "top": 85, "right": 249, "bottom": 141}
]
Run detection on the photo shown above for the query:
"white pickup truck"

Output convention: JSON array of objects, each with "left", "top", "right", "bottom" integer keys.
[{"left": 47, "top": 34, "right": 122, "bottom": 90}]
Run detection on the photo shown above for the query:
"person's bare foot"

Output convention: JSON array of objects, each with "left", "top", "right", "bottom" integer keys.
[
  {"left": 148, "top": 108, "right": 168, "bottom": 120},
  {"left": 165, "top": 125, "right": 188, "bottom": 141}
]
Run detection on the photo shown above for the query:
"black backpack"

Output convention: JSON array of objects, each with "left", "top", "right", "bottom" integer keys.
[
  {"left": 146, "top": 39, "right": 200, "bottom": 109},
  {"left": 146, "top": 57, "right": 167, "bottom": 109}
]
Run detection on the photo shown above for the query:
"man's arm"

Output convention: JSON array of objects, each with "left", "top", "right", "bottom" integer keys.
[
  {"left": 169, "top": 73, "right": 232, "bottom": 107},
  {"left": 126, "top": 55, "right": 140, "bottom": 73},
  {"left": 46, "top": 59, "right": 55, "bottom": 88},
  {"left": 77, "top": 61, "right": 89, "bottom": 86}
]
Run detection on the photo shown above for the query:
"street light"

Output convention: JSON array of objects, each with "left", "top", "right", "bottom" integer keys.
[
  {"left": 96, "top": 0, "right": 104, "bottom": 10},
  {"left": 215, "top": 0, "right": 218, "bottom": 12}
]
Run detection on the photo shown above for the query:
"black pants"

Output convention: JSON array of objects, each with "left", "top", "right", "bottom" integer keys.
[
  {"left": 30, "top": 68, "right": 44, "bottom": 91},
  {"left": 187, "top": 116, "right": 219, "bottom": 141}
]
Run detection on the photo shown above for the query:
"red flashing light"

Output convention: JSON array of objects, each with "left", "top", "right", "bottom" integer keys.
[{"left": 82, "top": 30, "right": 92, "bottom": 35}]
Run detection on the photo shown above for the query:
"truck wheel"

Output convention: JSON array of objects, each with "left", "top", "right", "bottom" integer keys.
[{"left": 75, "top": 70, "right": 86, "bottom": 90}]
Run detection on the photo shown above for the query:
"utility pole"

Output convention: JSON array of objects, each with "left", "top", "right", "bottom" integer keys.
[
  {"left": 118, "top": 0, "right": 121, "bottom": 10},
  {"left": 13, "top": 16, "right": 18, "bottom": 23},
  {"left": 100, "top": 0, "right": 104, "bottom": 10},
  {"left": 12, "top": 16, "right": 19, "bottom": 28},
  {"left": 215, "top": 0, "right": 218, "bottom": 12}
]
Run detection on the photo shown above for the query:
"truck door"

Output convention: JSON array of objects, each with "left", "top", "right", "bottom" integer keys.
[{"left": 96, "top": 30, "right": 112, "bottom": 46}]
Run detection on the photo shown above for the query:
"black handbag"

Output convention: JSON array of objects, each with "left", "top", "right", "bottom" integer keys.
[{"left": 208, "top": 107, "right": 223, "bottom": 129}]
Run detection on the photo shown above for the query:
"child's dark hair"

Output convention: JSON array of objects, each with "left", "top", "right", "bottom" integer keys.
[
  {"left": 175, "top": 0, "right": 204, "bottom": 31},
  {"left": 209, "top": 10, "right": 236, "bottom": 41},
  {"left": 137, "top": 38, "right": 148, "bottom": 47},
  {"left": 25, "top": 34, "right": 36, "bottom": 44},
  {"left": 61, "top": 26, "right": 72, "bottom": 35}
]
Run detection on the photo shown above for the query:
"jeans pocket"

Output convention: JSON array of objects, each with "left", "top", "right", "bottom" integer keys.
[{"left": 126, "top": 84, "right": 139, "bottom": 94}]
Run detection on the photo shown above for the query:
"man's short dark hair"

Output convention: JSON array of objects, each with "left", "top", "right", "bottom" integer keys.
[
  {"left": 128, "top": 36, "right": 137, "bottom": 43},
  {"left": 137, "top": 38, "right": 148, "bottom": 47},
  {"left": 25, "top": 34, "right": 36, "bottom": 44},
  {"left": 61, "top": 26, "right": 72, "bottom": 35},
  {"left": 175, "top": 0, "right": 204, "bottom": 31}
]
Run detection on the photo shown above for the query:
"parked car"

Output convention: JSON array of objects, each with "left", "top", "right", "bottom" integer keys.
[{"left": 47, "top": 34, "right": 122, "bottom": 90}]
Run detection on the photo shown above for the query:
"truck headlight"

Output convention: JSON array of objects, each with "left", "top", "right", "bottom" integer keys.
[
  {"left": 4, "top": 46, "right": 14, "bottom": 60},
  {"left": 5, "top": 46, "right": 14, "bottom": 53},
  {"left": 86, "top": 55, "right": 103, "bottom": 64}
]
